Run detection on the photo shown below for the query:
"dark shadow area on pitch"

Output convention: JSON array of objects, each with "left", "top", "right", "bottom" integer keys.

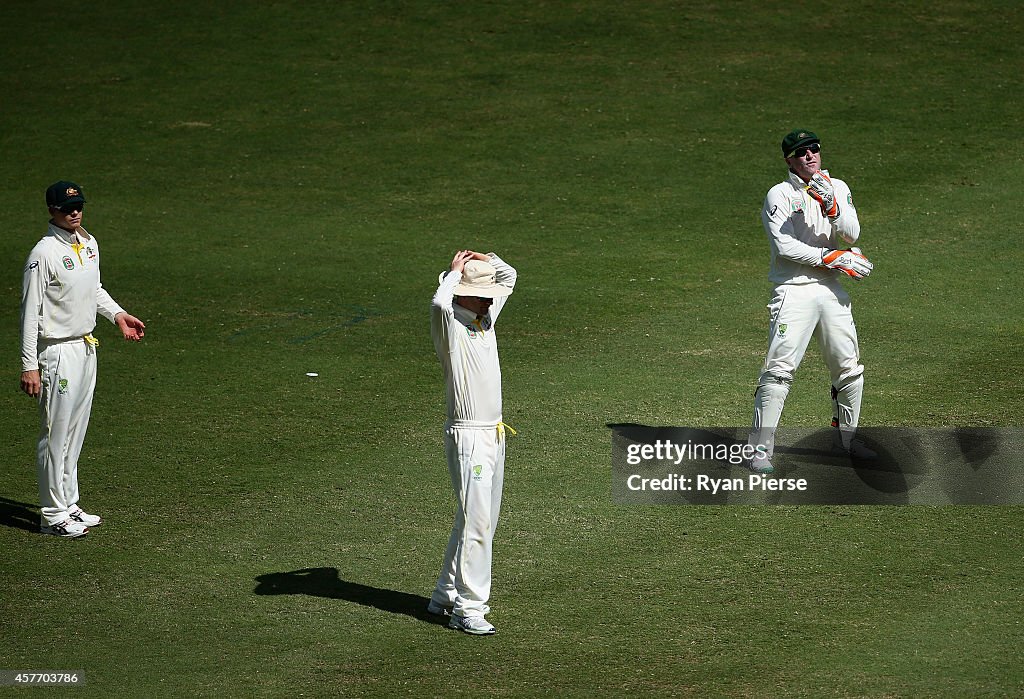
[
  {"left": 253, "top": 567, "right": 446, "bottom": 625},
  {"left": 784, "top": 429, "right": 911, "bottom": 472},
  {"left": 783, "top": 429, "right": 913, "bottom": 502},
  {"left": 0, "top": 496, "right": 40, "bottom": 533},
  {"left": 953, "top": 427, "right": 1001, "bottom": 470}
]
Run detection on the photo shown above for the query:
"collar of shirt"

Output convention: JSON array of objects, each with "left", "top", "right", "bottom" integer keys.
[
  {"left": 787, "top": 169, "right": 830, "bottom": 189},
  {"left": 453, "top": 303, "right": 487, "bottom": 329},
  {"left": 48, "top": 222, "right": 88, "bottom": 245}
]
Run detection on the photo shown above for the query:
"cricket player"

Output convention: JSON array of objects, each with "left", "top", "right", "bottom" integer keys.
[
  {"left": 428, "top": 249, "right": 516, "bottom": 635},
  {"left": 747, "top": 130, "right": 875, "bottom": 474},
  {"left": 20, "top": 181, "right": 146, "bottom": 537}
]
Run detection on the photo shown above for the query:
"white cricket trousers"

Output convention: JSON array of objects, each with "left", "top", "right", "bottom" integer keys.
[
  {"left": 432, "top": 423, "right": 506, "bottom": 619},
  {"left": 36, "top": 338, "right": 97, "bottom": 525},
  {"left": 750, "top": 280, "right": 864, "bottom": 458}
]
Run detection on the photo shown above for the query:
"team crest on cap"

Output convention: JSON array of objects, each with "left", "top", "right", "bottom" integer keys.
[{"left": 65, "top": 187, "right": 80, "bottom": 197}]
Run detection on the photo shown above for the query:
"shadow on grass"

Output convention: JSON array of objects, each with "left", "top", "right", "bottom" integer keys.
[
  {"left": 253, "top": 567, "right": 446, "bottom": 625},
  {"left": 0, "top": 496, "right": 39, "bottom": 533}
]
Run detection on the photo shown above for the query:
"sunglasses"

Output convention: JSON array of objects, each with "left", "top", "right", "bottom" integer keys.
[
  {"left": 475, "top": 296, "right": 493, "bottom": 302},
  {"left": 57, "top": 202, "right": 84, "bottom": 214},
  {"left": 789, "top": 143, "right": 820, "bottom": 159}
]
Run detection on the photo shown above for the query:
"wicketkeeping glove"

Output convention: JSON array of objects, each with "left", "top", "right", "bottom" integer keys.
[
  {"left": 822, "top": 248, "right": 873, "bottom": 280},
  {"left": 806, "top": 171, "right": 840, "bottom": 220}
]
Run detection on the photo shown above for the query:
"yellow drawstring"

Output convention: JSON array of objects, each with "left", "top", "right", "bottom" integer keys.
[{"left": 497, "top": 422, "right": 517, "bottom": 440}]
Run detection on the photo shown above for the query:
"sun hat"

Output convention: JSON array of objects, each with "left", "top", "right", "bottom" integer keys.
[{"left": 452, "top": 259, "right": 513, "bottom": 298}]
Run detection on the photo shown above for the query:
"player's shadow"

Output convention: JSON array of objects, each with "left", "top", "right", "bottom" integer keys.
[
  {"left": 253, "top": 567, "right": 446, "bottom": 625},
  {"left": 953, "top": 427, "right": 1001, "bottom": 470},
  {"left": 781, "top": 429, "right": 913, "bottom": 502},
  {"left": 0, "top": 496, "right": 40, "bottom": 533}
]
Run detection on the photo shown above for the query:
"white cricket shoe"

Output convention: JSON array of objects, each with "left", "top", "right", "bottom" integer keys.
[
  {"left": 427, "top": 600, "right": 454, "bottom": 616},
  {"left": 448, "top": 614, "right": 496, "bottom": 635},
  {"left": 831, "top": 433, "right": 878, "bottom": 460},
  {"left": 40, "top": 519, "right": 89, "bottom": 538},
  {"left": 747, "top": 457, "right": 775, "bottom": 475},
  {"left": 68, "top": 505, "right": 102, "bottom": 527}
]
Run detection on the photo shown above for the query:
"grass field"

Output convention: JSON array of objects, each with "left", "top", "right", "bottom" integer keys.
[{"left": 2, "top": 1, "right": 1023, "bottom": 696}]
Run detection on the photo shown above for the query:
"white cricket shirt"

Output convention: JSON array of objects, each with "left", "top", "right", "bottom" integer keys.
[
  {"left": 430, "top": 255, "right": 517, "bottom": 427},
  {"left": 762, "top": 170, "right": 861, "bottom": 285},
  {"left": 20, "top": 223, "right": 125, "bottom": 371}
]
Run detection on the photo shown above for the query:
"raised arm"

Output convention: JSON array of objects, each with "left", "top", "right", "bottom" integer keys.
[
  {"left": 433, "top": 250, "right": 475, "bottom": 312},
  {"left": 485, "top": 252, "right": 516, "bottom": 322}
]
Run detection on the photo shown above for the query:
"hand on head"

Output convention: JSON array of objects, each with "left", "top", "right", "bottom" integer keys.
[
  {"left": 450, "top": 250, "right": 474, "bottom": 273},
  {"left": 450, "top": 250, "right": 489, "bottom": 273}
]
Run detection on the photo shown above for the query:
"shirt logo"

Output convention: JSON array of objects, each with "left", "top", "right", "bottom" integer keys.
[
  {"left": 472, "top": 464, "right": 484, "bottom": 481},
  {"left": 465, "top": 318, "right": 486, "bottom": 338},
  {"left": 86, "top": 246, "right": 97, "bottom": 260},
  {"left": 778, "top": 323, "right": 788, "bottom": 337},
  {"left": 58, "top": 378, "right": 69, "bottom": 395},
  {"left": 28, "top": 261, "right": 39, "bottom": 270},
  {"left": 791, "top": 199, "right": 803, "bottom": 214},
  {"left": 62, "top": 256, "right": 75, "bottom": 270}
]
